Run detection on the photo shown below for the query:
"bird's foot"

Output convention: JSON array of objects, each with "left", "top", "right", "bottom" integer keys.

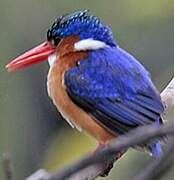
[
  {"left": 94, "top": 143, "right": 124, "bottom": 177},
  {"left": 100, "top": 161, "right": 114, "bottom": 177},
  {"left": 100, "top": 151, "right": 124, "bottom": 177}
]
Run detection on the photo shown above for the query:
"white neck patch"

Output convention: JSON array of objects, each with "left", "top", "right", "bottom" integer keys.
[
  {"left": 48, "top": 39, "right": 108, "bottom": 67},
  {"left": 48, "top": 53, "right": 57, "bottom": 67},
  {"left": 74, "top": 38, "right": 109, "bottom": 51}
]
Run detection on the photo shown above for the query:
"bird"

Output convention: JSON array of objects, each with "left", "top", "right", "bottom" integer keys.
[{"left": 6, "top": 10, "right": 164, "bottom": 163}]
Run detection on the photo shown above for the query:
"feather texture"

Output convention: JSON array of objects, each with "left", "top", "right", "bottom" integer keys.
[
  {"left": 64, "top": 46, "right": 164, "bottom": 155},
  {"left": 65, "top": 47, "right": 163, "bottom": 128}
]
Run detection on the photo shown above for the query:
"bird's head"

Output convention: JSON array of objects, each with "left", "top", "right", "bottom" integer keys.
[{"left": 6, "top": 10, "right": 116, "bottom": 72}]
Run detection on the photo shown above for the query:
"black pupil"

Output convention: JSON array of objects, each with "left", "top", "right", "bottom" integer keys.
[
  {"left": 52, "top": 37, "right": 61, "bottom": 46},
  {"left": 47, "top": 29, "right": 61, "bottom": 47}
]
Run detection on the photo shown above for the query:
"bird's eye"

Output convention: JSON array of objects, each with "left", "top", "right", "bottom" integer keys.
[{"left": 50, "top": 37, "right": 61, "bottom": 47}]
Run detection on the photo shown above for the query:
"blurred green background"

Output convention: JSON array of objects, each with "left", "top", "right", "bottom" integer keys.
[{"left": 1, "top": 0, "right": 174, "bottom": 179}]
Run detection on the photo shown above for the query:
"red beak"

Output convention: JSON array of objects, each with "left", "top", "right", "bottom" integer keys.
[{"left": 6, "top": 42, "right": 55, "bottom": 72}]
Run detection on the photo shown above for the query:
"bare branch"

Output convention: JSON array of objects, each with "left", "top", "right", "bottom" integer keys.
[
  {"left": 2, "top": 153, "right": 13, "bottom": 180},
  {"left": 161, "top": 76, "right": 174, "bottom": 110},
  {"left": 26, "top": 169, "right": 51, "bottom": 180}
]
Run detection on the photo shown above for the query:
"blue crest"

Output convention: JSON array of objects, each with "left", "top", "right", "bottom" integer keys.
[{"left": 47, "top": 10, "right": 116, "bottom": 46}]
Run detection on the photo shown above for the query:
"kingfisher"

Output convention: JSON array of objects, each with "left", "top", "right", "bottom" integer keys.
[{"left": 6, "top": 10, "right": 164, "bottom": 161}]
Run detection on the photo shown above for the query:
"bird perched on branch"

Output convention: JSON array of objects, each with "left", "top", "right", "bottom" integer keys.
[{"left": 6, "top": 10, "right": 164, "bottom": 167}]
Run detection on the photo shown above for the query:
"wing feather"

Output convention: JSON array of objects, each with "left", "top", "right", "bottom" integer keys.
[{"left": 65, "top": 47, "right": 164, "bottom": 135}]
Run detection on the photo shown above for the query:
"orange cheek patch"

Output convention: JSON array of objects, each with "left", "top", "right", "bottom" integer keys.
[{"left": 56, "top": 35, "right": 80, "bottom": 57}]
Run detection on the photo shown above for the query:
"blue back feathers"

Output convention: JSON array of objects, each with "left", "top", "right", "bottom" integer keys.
[
  {"left": 65, "top": 47, "right": 164, "bottom": 126},
  {"left": 47, "top": 10, "right": 116, "bottom": 46},
  {"left": 64, "top": 46, "right": 164, "bottom": 156}
]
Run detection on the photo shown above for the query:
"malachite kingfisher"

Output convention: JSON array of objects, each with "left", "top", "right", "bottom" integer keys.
[{"left": 6, "top": 10, "right": 164, "bottom": 158}]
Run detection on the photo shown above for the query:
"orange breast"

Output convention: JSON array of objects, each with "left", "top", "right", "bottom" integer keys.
[{"left": 47, "top": 36, "right": 115, "bottom": 143}]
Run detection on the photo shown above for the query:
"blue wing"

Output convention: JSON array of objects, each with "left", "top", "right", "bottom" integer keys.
[{"left": 65, "top": 47, "right": 164, "bottom": 135}]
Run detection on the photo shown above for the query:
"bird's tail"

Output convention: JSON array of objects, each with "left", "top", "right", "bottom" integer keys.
[
  {"left": 147, "top": 117, "right": 163, "bottom": 157},
  {"left": 148, "top": 141, "right": 162, "bottom": 157},
  {"left": 136, "top": 118, "right": 163, "bottom": 157},
  {"left": 135, "top": 140, "right": 163, "bottom": 158}
]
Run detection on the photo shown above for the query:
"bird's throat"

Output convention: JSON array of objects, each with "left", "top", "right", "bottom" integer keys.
[{"left": 48, "top": 53, "right": 57, "bottom": 67}]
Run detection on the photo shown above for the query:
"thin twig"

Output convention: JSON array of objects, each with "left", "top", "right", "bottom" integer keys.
[
  {"left": 2, "top": 153, "right": 13, "bottom": 180},
  {"left": 161, "top": 76, "right": 174, "bottom": 110}
]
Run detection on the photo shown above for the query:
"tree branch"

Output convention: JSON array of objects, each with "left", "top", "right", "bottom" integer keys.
[
  {"left": 2, "top": 153, "right": 13, "bottom": 180},
  {"left": 161, "top": 76, "right": 174, "bottom": 110}
]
